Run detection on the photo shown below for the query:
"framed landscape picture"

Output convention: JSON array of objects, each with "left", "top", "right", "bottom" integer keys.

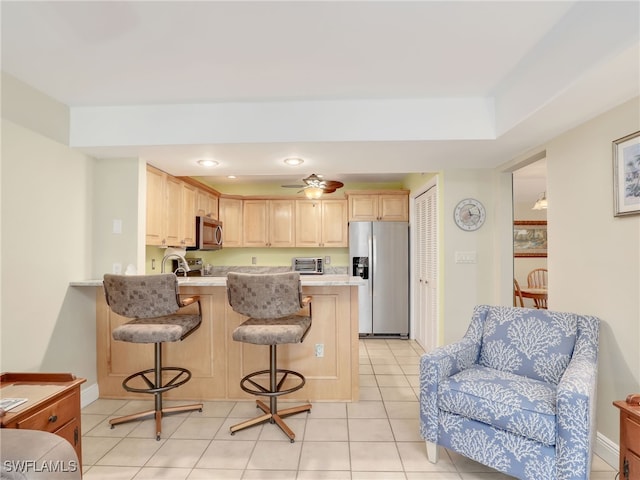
[
  {"left": 514, "top": 221, "right": 547, "bottom": 257},
  {"left": 613, "top": 130, "right": 640, "bottom": 217}
]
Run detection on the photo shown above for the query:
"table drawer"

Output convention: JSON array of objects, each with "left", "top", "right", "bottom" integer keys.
[
  {"left": 16, "top": 389, "right": 79, "bottom": 433},
  {"left": 625, "top": 414, "right": 640, "bottom": 457}
]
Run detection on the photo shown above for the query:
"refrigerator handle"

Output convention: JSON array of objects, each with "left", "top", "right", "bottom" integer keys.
[{"left": 369, "top": 233, "right": 374, "bottom": 293}]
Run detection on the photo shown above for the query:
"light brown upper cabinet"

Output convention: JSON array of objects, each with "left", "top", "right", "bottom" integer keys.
[
  {"left": 146, "top": 165, "right": 183, "bottom": 247},
  {"left": 145, "top": 165, "right": 199, "bottom": 247},
  {"left": 243, "top": 199, "right": 295, "bottom": 247},
  {"left": 164, "top": 175, "right": 183, "bottom": 247},
  {"left": 347, "top": 191, "right": 409, "bottom": 222},
  {"left": 295, "top": 199, "right": 348, "bottom": 247},
  {"left": 146, "top": 165, "right": 167, "bottom": 246},
  {"left": 196, "top": 189, "right": 219, "bottom": 220},
  {"left": 218, "top": 197, "right": 243, "bottom": 247},
  {"left": 180, "top": 182, "right": 197, "bottom": 247}
]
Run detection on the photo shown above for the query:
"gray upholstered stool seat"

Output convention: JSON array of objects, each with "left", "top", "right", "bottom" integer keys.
[
  {"left": 103, "top": 273, "right": 203, "bottom": 440},
  {"left": 113, "top": 315, "right": 201, "bottom": 343},
  {"left": 227, "top": 272, "right": 312, "bottom": 442},
  {"left": 232, "top": 316, "right": 312, "bottom": 345}
]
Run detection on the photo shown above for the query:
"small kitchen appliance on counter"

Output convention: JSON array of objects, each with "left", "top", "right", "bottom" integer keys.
[
  {"left": 292, "top": 257, "right": 324, "bottom": 275},
  {"left": 172, "top": 257, "right": 204, "bottom": 276}
]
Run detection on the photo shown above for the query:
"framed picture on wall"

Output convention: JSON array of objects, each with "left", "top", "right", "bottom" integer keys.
[
  {"left": 613, "top": 130, "right": 640, "bottom": 217},
  {"left": 514, "top": 221, "right": 547, "bottom": 257}
]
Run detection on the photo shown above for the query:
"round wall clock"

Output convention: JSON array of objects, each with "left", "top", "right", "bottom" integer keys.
[{"left": 454, "top": 198, "right": 486, "bottom": 231}]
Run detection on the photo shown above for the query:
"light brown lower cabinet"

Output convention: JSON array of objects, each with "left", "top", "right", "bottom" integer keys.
[
  {"left": 96, "top": 285, "right": 359, "bottom": 402},
  {"left": 615, "top": 400, "right": 640, "bottom": 480}
]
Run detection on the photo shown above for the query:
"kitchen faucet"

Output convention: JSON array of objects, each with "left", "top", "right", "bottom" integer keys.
[{"left": 161, "top": 253, "right": 191, "bottom": 276}]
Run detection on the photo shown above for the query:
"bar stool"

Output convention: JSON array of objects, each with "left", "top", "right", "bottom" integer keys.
[
  {"left": 103, "top": 273, "right": 203, "bottom": 440},
  {"left": 227, "top": 272, "right": 312, "bottom": 442}
]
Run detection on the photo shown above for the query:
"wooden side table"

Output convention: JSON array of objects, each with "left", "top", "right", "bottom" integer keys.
[
  {"left": 614, "top": 400, "right": 640, "bottom": 480},
  {"left": 1, "top": 372, "right": 86, "bottom": 463}
]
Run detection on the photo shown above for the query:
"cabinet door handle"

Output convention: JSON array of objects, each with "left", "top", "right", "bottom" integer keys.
[
  {"left": 74, "top": 426, "right": 79, "bottom": 446},
  {"left": 48, "top": 414, "right": 58, "bottom": 423},
  {"left": 623, "top": 457, "right": 629, "bottom": 480}
]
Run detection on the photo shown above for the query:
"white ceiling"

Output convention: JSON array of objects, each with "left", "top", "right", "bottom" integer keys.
[{"left": 2, "top": 1, "right": 639, "bottom": 201}]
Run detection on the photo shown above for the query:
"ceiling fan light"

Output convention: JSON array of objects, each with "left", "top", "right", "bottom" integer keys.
[
  {"left": 304, "top": 187, "right": 323, "bottom": 199},
  {"left": 284, "top": 157, "right": 304, "bottom": 166}
]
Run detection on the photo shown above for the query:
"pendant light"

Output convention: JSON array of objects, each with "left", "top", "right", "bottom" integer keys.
[{"left": 532, "top": 192, "right": 548, "bottom": 210}]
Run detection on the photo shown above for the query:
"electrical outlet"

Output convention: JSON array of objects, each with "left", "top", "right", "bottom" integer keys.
[
  {"left": 112, "top": 219, "right": 122, "bottom": 234},
  {"left": 324, "top": 256, "right": 331, "bottom": 265},
  {"left": 315, "top": 344, "right": 324, "bottom": 357},
  {"left": 112, "top": 263, "right": 122, "bottom": 274},
  {"left": 252, "top": 256, "right": 257, "bottom": 265}
]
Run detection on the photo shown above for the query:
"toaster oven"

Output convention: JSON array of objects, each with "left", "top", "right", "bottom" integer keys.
[{"left": 292, "top": 257, "right": 324, "bottom": 275}]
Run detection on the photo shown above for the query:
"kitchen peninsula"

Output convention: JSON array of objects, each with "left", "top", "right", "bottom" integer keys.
[{"left": 71, "top": 275, "right": 365, "bottom": 402}]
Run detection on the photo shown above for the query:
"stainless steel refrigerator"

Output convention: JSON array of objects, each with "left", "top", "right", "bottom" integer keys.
[{"left": 349, "top": 221, "right": 409, "bottom": 338}]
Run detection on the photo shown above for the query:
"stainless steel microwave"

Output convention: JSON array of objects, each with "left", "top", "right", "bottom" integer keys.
[{"left": 188, "top": 216, "right": 223, "bottom": 251}]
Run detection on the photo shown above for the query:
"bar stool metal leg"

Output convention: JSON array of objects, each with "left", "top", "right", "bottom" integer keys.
[{"left": 229, "top": 345, "right": 311, "bottom": 442}]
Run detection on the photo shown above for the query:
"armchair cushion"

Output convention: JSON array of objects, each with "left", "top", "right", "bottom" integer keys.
[
  {"left": 440, "top": 365, "right": 557, "bottom": 445},
  {"left": 479, "top": 308, "right": 577, "bottom": 384}
]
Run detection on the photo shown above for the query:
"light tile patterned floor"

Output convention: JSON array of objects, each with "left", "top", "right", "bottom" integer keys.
[{"left": 81, "top": 339, "right": 617, "bottom": 479}]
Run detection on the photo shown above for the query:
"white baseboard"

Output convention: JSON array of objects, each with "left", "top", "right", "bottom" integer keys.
[
  {"left": 80, "top": 382, "right": 99, "bottom": 408},
  {"left": 595, "top": 431, "right": 619, "bottom": 470}
]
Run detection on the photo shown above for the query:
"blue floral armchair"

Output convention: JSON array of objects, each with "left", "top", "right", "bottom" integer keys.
[{"left": 419, "top": 305, "right": 600, "bottom": 480}]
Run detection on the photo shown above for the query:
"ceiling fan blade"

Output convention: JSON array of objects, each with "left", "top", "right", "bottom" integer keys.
[
  {"left": 282, "top": 174, "right": 344, "bottom": 194},
  {"left": 322, "top": 180, "right": 344, "bottom": 190}
]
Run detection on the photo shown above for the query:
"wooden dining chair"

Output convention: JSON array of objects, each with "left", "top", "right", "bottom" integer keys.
[
  {"left": 527, "top": 268, "right": 548, "bottom": 309},
  {"left": 513, "top": 279, "right": 525, "bottom": 307},
  {"left": 527, "top": 268, "right": 548, "bottom": 289}
]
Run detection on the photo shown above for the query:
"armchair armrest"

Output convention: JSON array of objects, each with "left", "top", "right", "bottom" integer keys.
[
  {"left": 555, "top": 315, "right": 600, "bottom": 480},
  {"left": 419, "top": 337, "right": 481, "bottom": 442}
]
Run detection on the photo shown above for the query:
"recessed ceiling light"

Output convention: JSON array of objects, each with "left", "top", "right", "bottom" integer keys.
[
  {"left": 227, "top": 175, "right": 237, "bottom": 179},
  {"left": 284, "top": 157, "right": 304, "bottom": 166},
  {"left": 197, "top": 159, "right": 218, "bottom": 167}
]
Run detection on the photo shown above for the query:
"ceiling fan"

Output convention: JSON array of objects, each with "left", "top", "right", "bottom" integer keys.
[{"left": 282, "top": 173, "right": 344, "bottom": 198}]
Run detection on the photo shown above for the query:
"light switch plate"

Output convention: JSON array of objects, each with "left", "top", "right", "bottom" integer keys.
[{"left": 455, "top": 251, "right": 477, "bottom": 264}]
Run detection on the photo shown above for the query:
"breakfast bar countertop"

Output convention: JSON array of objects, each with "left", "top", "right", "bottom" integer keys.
[{"left": 70, "top": 274, "right": 366, "bottom": 288}]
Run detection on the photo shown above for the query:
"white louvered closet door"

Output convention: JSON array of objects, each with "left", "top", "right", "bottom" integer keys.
[{"left": 415, "top": 186, "right": 438, "bottom": 351}]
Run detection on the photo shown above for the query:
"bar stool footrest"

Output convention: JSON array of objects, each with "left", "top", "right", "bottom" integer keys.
[
  {"left": 122, "top": 366, "right": 192, "bottom": 394},
  {"left": 239, "top": 368, "right": 305, "bottom": 397}
]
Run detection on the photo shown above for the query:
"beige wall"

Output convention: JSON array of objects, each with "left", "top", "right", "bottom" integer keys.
[
  {"left": 546, "top": 97, "right": 640, "bottom": 442},
  {"left": 92, "top": 157, "right": 143, "bottom": 277},
  {"left": 0, "top": 119, "right": 97, "bottom": 384},
  {"left": 438, "top": 169, "right": 514, "bottom": 343},
  {"left": 0, "top": 75, "right": 142, "bottom": 394}
]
